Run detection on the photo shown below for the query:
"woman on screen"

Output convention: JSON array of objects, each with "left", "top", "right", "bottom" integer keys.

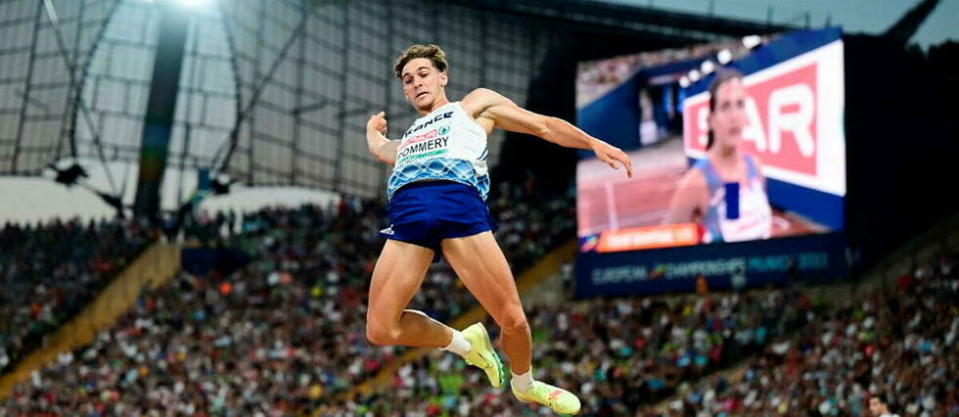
[{"left": 662, "top": 69, "right": 772, "bottom": 243}]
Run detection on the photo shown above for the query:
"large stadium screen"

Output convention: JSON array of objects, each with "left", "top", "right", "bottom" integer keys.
[{"left": 576, "top": 29, "right": 845, "bottom": 254}]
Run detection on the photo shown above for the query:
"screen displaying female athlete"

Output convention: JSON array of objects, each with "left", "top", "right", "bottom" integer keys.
[
  {"left": 364, "top": 44, "right": 631, "bottom": 415},
  {"left": 662, "top": 69, "right": 772, "bottom": 243}
]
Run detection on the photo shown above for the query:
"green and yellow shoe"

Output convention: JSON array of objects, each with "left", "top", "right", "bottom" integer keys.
[
  {"left": 460, "top": 322, "right": 506, "bottom": 388},
  {"left": 512, "top": 380, "right": 582, "bottom": 415}
]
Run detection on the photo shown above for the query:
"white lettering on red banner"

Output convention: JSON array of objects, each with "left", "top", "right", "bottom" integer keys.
[{"left": 683, "top": 40, "right": 845, "bottom": 196}]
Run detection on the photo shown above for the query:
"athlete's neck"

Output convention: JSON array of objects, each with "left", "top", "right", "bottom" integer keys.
[
  {"left": 709, "top": 145, "right": 742, "bottom": 174},
  {"left": 417, "top": 96, "right": 451, "bottom": 116},
  {"left": 711, "top": 144, "right": 739, "bottom": 161}
]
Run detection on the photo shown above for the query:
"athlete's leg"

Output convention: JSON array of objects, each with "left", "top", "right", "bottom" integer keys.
[
  {"left": 440, "top": 231, "right": 531, "bottom": 373},
  {"left": 443, "top": 231, "right": 581, "bottom": 414},
  {"left": 366, "top": 239, "right": 453, "bottom": 347}
]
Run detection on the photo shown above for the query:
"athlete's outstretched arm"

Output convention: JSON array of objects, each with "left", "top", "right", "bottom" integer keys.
[
  {"left": 366, "top": 111, "right": 400, "bottom": 165},
  {"left": 462, "top": 88, "right": 632, "bottom": 177}
]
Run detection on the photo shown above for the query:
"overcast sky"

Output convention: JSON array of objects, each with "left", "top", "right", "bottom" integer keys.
[{"left": 601, "top": 0, "right": 958, "bottom": 48}]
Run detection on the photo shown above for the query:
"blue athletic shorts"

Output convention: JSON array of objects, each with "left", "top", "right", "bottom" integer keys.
[{"left": 381, "top": 180, "right": 498, "bottom": 261}]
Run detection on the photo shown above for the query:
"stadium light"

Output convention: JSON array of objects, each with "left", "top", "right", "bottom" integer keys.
[
  {"left": 179, "top": 0, "right": 207, "bottom": 7},
  {"left": 700, "top": 60, "right": 716, "bottom": 75},
  {"left": 742, "top": 35, "right": 762, "bottom": 49},
  {"left": 688, "top": 69, "right": 701, "bottom": 82},
  {"left": 717, "top": 49, "right": 732, "bottom": 65},
  {"left": 679, "top": 76, "right": 690, "bottom": 88}
]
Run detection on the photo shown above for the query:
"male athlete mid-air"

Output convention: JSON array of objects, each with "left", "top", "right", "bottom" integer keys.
[{"left": 365, "top": 44, "right": 632, "bottom": 414}]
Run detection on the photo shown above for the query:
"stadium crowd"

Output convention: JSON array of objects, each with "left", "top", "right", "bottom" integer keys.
[
  {"left": 652, "top": 254, "right": 958, "bottom": 417},
  {"left": 1, "top": 186, "right": 575, "bottom": 417},
  {"left": 0, "top": 219, "right": 154, "bottom": 374},
  {"left": 323, "top": 284, "right": 816, "bottom": 416},
  {"left": 3, "top": 189, "right": 955, "bottom": 417}
]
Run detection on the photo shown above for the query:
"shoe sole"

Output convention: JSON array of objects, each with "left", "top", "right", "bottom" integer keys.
[
  {"left": 513, "top": 388, "right": 580, "bottom": 415},
  {"left": 515, "top": 400, "right": 579, "bottom": 416},
  {"left": 517, "top": 401, "right": 578, "bottom": 416}
]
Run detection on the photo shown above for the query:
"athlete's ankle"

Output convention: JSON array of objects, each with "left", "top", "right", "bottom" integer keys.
[
  {"left": 511, "top": 368, "right": 534, "bottom": 393},
  {"left": 441, "top": 329, "right": 471, "bottom": 356}
]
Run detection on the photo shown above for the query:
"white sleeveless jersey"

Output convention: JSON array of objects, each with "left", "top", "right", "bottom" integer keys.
[
  {"left": 387, "top": 102, "right": 490, "bottom": 200},
  {"left": 711, "top": 175, "right": 773, "bottom": 242},
  {"left": 695, "top": 155, "right": 772, "bottom": 243}
]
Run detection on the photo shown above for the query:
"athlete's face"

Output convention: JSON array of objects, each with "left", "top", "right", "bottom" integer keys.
[
  {"left": 708, "top": 77, "right": 748, "bottom": 152},
  {"left": 401, "top": 58, "right": 448, "bottom": 113},
  {"left": 869, "top": 398, "right": 887, "bottom": 416}
]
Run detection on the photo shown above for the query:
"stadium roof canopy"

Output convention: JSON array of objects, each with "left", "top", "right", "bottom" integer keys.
[{"left": 0, "top": 0, "right": 797, "bottom": 203}]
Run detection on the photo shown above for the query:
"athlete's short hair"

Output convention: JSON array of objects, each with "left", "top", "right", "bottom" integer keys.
[{"left": 394, "top": 44, "right": 448, "bottom": 79}]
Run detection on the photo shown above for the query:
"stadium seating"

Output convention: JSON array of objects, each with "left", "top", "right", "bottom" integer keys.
[
  {"left": 1, "top": 186, "right": 576, "bottom": 416},
  {"left": 0, "top": 219, "right": 153, "bottom": 373},
  {"left": 4, "top": 194, "right": 955, "bottom": 417},
  {"left": 326, "top": 285, "right": 817, "bottom": 416},
  {"left": 652, "top": 255, "right": 958, "bottom": 417}
]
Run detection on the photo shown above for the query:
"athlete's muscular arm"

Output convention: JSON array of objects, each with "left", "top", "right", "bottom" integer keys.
[
  {"left": 461, "top": 88, "right": 633, "bottom": 177},
  {"left": 366, "top": 111, "right": 400, "bottom": 165}
]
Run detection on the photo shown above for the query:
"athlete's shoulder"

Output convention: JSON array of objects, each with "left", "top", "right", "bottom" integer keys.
[
  {"left": 681, "top": 163, "right": 708, "bottom": 188},
  {"left": 691, "top": 157, "right": 711, "bottom": 171},
  {"left": 742, "top": 153, "right": 765, "bottom": 180},
  {"left": 460, "top": 88, "right": 514, "bottom": 115},
  {"left": 463, "top": 87, "right": 499, "bottom": 100},
  {"left": 743, "top": 152, "right": 763, "bottom": 167}
]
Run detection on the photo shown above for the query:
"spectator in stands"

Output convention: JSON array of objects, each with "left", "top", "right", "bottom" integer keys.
[
  {"left": 2, "top": 185, "right": 578, "bottom": 416},
  {"left": 0, "top": 218, "right": 153, "bottom": 373},
  {"left": 660, "top": 253, "right": 958, "bottom": 417},
  {"left": 870, "top": 394, "right": 901, "bottom": 417}
]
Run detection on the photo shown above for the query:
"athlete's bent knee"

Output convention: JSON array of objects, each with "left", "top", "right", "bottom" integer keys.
[
  {"left": 497, "top": 307, "right": 530, "bottom": 337},
  {"left": 366, "top": 320, "right": 400, "bottom": 346}
]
